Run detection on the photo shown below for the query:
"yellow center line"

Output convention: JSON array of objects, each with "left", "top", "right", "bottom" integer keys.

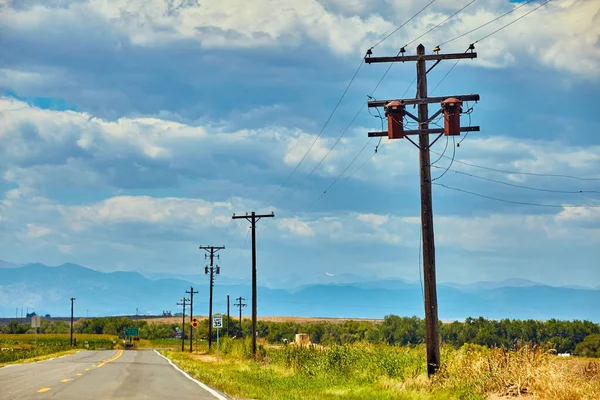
[
  {"left": 60, "top": 379, "right": 71, "bottom": 383},
  {"left": 76, "top": 373, "right": 83, "bottom": 376},
  {"left": 96, "top": 349, "right": 124, "bottom": 368},
  {"left": 84, "top": 368, "right": 90, "bottom": 371},
  {"left": 37, "top": 388, "right": 51, "bottom": 393}
]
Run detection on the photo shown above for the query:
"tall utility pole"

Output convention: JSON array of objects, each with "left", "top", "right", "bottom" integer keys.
[
  {"left": 199, "top": 245, "right": 225, "bottom": 350},
  {"left": 186, "top": 287, "right": 198, "bottom": 353},
  {"left": 226, "top": 295, "right": 230, "bottom": 337},
  {"left": 232, "top": 211, "right": 274, "bottom": 356},
  {"left": 365, "top": 44, "right": 479, "bottom": 376},
  {"left": 70, "top": 297, "right": 76, "bottom": 346},
  {"left": 176, "top": 298, "right": 190, "bottom": 352},
  {"left": 235, "top": 297, "right": 247, "bottom": 334}
]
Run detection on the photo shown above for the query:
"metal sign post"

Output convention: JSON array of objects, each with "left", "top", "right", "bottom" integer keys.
[
  {"left": 31, "top": 316, "right": 41, "bottom": 356},
  {"left": 213, "top": 314, "right": 222, "bottom": 360}
]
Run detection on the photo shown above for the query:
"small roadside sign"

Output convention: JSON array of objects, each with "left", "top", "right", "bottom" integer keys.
[
  {"left": 191, "top": 318, "right": 199, "bottom": 328},
  {"left": 212, "top": 314, "right": 222, "bottom": 329},
  {"left": 125, "top": 327, "right": 139, "bottom": 337},
  {"left": 31, "top": 316, "right": 41, "bottom": 328}
]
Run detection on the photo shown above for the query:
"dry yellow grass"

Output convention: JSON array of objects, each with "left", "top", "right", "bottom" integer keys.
[{"left": 429, "top": 343, "right": 600, "bottom": 400}]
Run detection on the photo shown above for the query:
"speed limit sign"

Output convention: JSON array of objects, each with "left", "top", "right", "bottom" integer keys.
[{"left": 212, "top": 314, "right": 223, "bottom": 328}]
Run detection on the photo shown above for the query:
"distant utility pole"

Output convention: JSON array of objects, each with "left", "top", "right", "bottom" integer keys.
[
  {"left": 226, "top": 295, "right": 230, "bottom": 337},
  {"left": 232, "top": 211, "right": 274, "bottom": 356},
  {"left": 365, "top": 44, "right": 480, "bottom": 376},
  {"left": 70, "top": 297, "right": 76, "bottom": 346},
  {"left": 199, "top": 245, "right": 225, "bottom": 350},
  {"left": 235, "top": 297, "right": 247, "bottom": 333},
  {"left": 186, "top": 286, "right": 198, "bottom": 353},
  {"left": 176, "top": 298, "right": 190, "bottom": 352}
]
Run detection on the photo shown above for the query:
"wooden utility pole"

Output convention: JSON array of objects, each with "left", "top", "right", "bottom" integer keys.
[
  {"left": 199, "top": 245, "right": 225, "bottom": 350},
  {"left": 226, "top": 295, "right": 230, "bottom": 336},
  {"left": 176, "top": 298, "right": 189, "bottom": 352},
  {"left": 232, "top": 212, "right": 274, "bottom": 356},
  {"left": 70, "top": 297, "right": 76, "bottom": 346},
  {"left": 186, "top": 286, "right": 198, "bottom": 353},
  {"left": 365, "top": 44, "right": 480, "bottom": 376},
  {"left": 235, "top": 297, "right": 246, "bottom": 334}
]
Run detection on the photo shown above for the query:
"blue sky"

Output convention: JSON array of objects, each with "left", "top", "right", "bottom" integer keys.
[{"left": 0, "top": 0, "right": 599, "bottom": 288}]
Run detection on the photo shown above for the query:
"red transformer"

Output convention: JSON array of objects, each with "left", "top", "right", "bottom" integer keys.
[
  {"left": 384, "top": 100, "right": 405, "bottom": 139},
  {"left": 441, "top": 97, "right": 463, "bottom": 136}
]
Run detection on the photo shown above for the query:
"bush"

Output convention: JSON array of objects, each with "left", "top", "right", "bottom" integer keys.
[{"left": 575, "top": 334, "right": 600, "bottom": 358}]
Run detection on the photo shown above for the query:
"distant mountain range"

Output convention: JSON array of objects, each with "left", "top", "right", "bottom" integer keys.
[{"left": 0, "top": 262, "right": 598, "bottom": 322}]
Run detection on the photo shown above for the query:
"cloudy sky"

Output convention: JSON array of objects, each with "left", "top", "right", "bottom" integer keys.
[{"left": 0, "top": 0, "right": 599, "bottom": 288}]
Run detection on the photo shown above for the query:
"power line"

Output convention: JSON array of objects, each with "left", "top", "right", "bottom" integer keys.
[
  {"left": 439, "top": 0, "right": 538, "bottom": 47},
  {"left": 347, "top": 138, "right": 391, "bottom": 181},
  {"left": 301, "top": 114, "right": 389, "bottom": 211},
  {"left": 230, "top": 227, "right": 251, "bottom": 276},
  {"left": 429, "top": 57, "right": 464, "bottom": 95},
  {"left": 431, "top": 0, "right": 552, "bottom": 94},
  {"left": 264, "top": 1, "right": 440, "bottom": 207},
  {"left": 404, "top": 0, "right": 478, "bottom": 48},
  {"left": 431, "top": 136, "right": 449, "bottom": 166},
  {"left": 304, "top": 138, "right": 373, "bottom": 211},
  {"left": 369, "top": 0, "right": 437, "bottom": 50},
  {"left": 384, "top": 0, "right": 476, "bottom": 98},
  {"left": 433, "top": 182, "right": 600, "bottom": 208},
  {"left": 429, "top": 150, "right": 600, "bottom": 181},
  {"left": 282, "top": 102, "right": 367, "bottom": 201},
  {"left": 473, "top": 0, "right": 552, "bottom": 45},
  {"left": 274, "top": 2, "right": 449, "bottom": 205},
  {"left": 431, "top": 137, "right": 456, "bottom": 181},
  {"left": 263, "top": 59, "right": 365, "bottom": 205},
  {"left": 432, "top": 165, "right": 600, "bottom": 194}
]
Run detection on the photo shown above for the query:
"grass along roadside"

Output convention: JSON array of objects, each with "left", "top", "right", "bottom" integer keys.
[
  {"left": 0, "top": 349, "right": 81, "bottom": 368},
  {"left": 161, "top": 339, "right": 600, "bottom": 400},
  {"left": 0, "top": 333, "right": 118, "bottom": 364}
]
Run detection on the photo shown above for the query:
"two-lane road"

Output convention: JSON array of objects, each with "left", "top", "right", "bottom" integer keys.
[{"left": 0, "top": 349, "right": 227, "bottom": 399}]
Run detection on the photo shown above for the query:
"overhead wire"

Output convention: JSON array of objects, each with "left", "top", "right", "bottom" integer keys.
[
  {"left": 431, "top": 165, "right": 600, "bottom": 194},
  {"left": 431, "top": 0, "right": 552, "bottom": 94},
  {"left": 439, "top": 0, "right": 539, "bottom": 47},
  {"left": 428, "top": 150, "right": 600, "bottom": 181},
  {"left": 369, "top": 0, "right": 437, "bottom": 50},
  {"left": 431, "top": 136, "right": 456, "bottom": 181},
  {"left": 471, "top": 0, "right": 552, "bottom": 46},
  {"left": 303, "top": 114, "right": 386, "bottom": 211},
  {"left": 397, "top": 0, "right": 478, "bottom": 99},
  {"left": 432, "top": 182, "right": 600, "bottom": 208},
  {"left": 264, "top": 0, "right": 441, "bottom": 207},
  {"left": 229, "top": 227, "right": 251, "bottom": 276},
  {"left": 262, "top": 58, "right": 365, "bottom": 206},
  {"left": 404, "top": 0, "right": 478, "bottom": 48},
  {"left": 430, "top": 136, "right": 449, "bottom": 166},
  {"left": 274, "top": 1, "right": 447, "bottom": 205}
]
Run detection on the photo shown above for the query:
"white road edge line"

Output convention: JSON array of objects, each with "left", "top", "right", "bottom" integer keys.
[{"left": 153, "top": 350, "right": 228, "bottom": 400}]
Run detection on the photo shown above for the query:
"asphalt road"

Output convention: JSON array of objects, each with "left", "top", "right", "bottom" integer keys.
[{"left": 0, "top": 349, "right": 227, "bottom": 400}]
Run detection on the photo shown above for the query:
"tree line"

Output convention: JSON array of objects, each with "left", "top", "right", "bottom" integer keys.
[{"left": 2, "top": 315, "right": 598, "bottom": 356}]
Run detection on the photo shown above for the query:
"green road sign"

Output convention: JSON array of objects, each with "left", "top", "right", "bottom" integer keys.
[{"left": 125, "top": 328, "right": 139, "bottom": 337}]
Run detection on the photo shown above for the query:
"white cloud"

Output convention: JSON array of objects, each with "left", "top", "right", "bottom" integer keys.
[
  {"left": 357, "top": 213, "right": 388, "bottom": 227},
  {"left": 25, "top": 223, "right": 53, "bottom": 238},
  {"left": 277, "top": 217, "right": 315, "bottom": 237},
  {"left": 1, "top": 0, "right": 597, "bottom": 77}
]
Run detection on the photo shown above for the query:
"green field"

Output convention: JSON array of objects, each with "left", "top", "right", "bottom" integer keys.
[
  {"left": 0, "top": 334, "right": 118, "bottom": 364},
  {"left": 162, "top": 338, "right": 600, "bottom": 400}
]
